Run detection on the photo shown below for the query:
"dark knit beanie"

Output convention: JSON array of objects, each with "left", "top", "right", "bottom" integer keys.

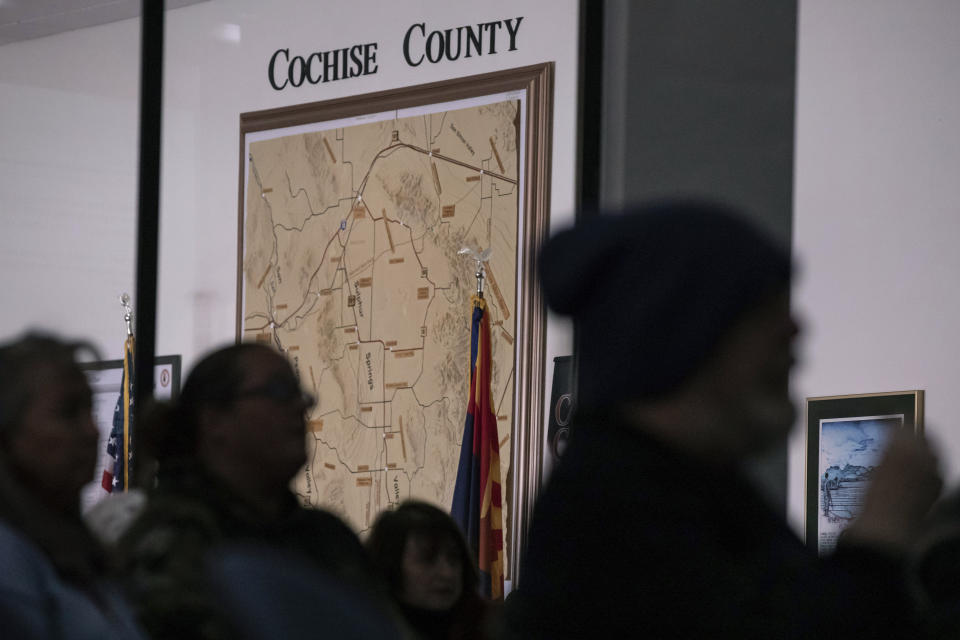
[{"left": 539, "top": 201, "right": 791, "bottom": 410}]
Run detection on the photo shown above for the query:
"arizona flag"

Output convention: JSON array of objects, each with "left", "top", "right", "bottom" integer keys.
[
  {"left": 102, "top": 334, "right": 134, "bottom": 492},
  {"left": 451, "top": 296, "right": 505, "bottom": 600}
]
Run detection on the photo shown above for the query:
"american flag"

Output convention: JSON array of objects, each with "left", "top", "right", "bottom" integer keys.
[{"left": 102, "top": 335, "right": 134, "bottom": 492}]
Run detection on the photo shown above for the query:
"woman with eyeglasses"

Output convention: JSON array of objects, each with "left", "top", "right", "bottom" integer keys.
[{"left": 114, "top": 342, "right": 393, "bottom": 639}]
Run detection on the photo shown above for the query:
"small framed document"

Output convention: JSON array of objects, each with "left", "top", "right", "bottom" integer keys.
[{"left": 805, "top": 390, "right": 923, "bottom": 555}]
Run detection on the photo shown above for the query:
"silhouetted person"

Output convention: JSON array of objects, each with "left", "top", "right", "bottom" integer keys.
[
  {"left": 367, "top": 500, "right": 490, "bottom": 640},
  {"left": 822, "top": 471, "right": 834, "bottom": 516},
  {"left": 503, "top": 202, "right": 942, "bottom": 639},
  {"left": 115, "top": 342, "right": 389, "bottom": 639},
  {"left": 0, "top": 333, "right": 145, "bottom": 639}
]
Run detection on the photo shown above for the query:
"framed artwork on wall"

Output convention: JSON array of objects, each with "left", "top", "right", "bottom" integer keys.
[
  {"left": 237, "top": 63, "right": 553, "bottom": 582},
  {"left": 805, "top": 390, "right": 924, "bottom": 555}
]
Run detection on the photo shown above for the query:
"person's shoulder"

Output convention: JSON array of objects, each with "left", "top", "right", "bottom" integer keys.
[
  {"left": 114, "top": 491, "right": 223, "bottom": 567},
  {"left": 0, "top": 518, "right": 57, "bottom": 594},
  {"left": 84, "top": 489, "right": 148, "bottom": 546},
  {"left": 293, "top": 506, "right": 361, "bottom": 540},
  {"left": 128, "top": 489, "right": 220, "bottom": 533}
]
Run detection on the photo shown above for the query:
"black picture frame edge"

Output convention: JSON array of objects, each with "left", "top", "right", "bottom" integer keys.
[
  {"left": 80, "top": 354, "right": 183, "bottom": 400},
  {"left": 803, "top": 389, "right": 924, "bottom": 549}
]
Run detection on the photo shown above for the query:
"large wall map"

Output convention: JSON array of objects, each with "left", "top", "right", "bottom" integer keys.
[{"left": 241, "top": 94, "right": 521, "bottom": 535}]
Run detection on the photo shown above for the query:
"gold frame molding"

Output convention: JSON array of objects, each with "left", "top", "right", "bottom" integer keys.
[{"left": 236, "top": 63, "right": 553, "bottom": 583}]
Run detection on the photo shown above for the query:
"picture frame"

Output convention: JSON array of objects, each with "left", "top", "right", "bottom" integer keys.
[
  {"left": 236, "top": 63, "right": 553, "bottom": 581},
  {"left": 805, "top": 390, "right": 924, "bottom": 555}
]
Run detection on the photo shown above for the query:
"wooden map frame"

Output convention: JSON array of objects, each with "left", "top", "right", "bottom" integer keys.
[{"left": 237, "top": 63, "right": 553, "bottom": 583}]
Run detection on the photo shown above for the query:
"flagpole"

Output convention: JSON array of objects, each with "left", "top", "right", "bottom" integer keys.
[
  {"left": 121, "top": 294, "right": 134, "bottom": 491},
  {"left": 451, "top": 247, "right": 505, "bottom": 600}
]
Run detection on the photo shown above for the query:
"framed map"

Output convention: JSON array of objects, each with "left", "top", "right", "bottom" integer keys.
[
  {"left": 237, "top": 63, "right": 552, "bottom": 579},
  {"left": 805, "top": 390, "right": 923, "bottom": 555}
]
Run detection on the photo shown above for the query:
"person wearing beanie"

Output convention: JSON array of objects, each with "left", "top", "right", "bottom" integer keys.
[{"left": 503, "top": 201, "right": 942, "bottom": 639}]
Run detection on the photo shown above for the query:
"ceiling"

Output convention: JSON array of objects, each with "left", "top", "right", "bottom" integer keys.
[{"left": 0, "top": 0, "right": 207, "bottom": 47}]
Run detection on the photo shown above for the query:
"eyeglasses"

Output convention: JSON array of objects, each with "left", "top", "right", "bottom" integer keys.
[{"left": 234, "top": 378, "right": 316, "bottom": 409}]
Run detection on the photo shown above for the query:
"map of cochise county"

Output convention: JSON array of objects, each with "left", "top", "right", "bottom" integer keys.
[{"left": 243, "top": 99, "right": 519, "bottom": 538}]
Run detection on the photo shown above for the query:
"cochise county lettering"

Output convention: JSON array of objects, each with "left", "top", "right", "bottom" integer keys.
[
  {"left": 268, "top": 42, "right": 378, "bottom": 90},
  {"left": 266, "top": 16, "right": 523, "bottom": 91},
  {"left": 403, "top": 17, "right": 523, "bottom": 66}
]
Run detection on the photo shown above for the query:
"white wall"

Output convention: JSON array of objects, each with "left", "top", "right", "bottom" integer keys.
[
  {"left": 0, "top": 0, "right": 577, "bottom": 398},
  {"left": 790, "top": 0, "right": 960, "bottom": 529}
]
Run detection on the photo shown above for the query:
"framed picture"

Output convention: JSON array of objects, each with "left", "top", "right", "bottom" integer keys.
[
  {"left": 80, "top": 355, "right": 182, "bottom": 511},
  {"left": 805, "top": 390, "right": 924, "bottom": 555},
  {"left": 237, "top": 63, "right": 553, "bottom": 580}
]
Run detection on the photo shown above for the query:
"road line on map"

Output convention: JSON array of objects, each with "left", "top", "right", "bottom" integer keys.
[
  {"left": 256, "top": 263, "right": 272, "bottom": 289},
  {"left": 497, "top": 368, "right": 515, "bottom": 417},
  {"left": 323, "top": 137, "right": 337, "bottom": 163},
  {"left": 489, "top": 136, "right": 505, "bottom": 173},
  {"left": 390, "top": 142, "right": 515, "bottom": 184},
  {"left": 431, "top": 161, "right": 442, "bottom": 195},
  {"left": 484, "top": 267, "right": 510, "bottom": 321},
  {"left": 384, "top": 212, "right": 396, "bottom": 253},
  {"left": 399, "top": 416, "right": 407, "bottom": 461}
]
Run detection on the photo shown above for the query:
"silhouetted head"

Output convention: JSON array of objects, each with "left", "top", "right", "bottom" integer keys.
[
  {"left": 367, "top": 500, "right": 478, "bottom": 612},
  {"left": 540, "top": 201, "right": 797, "bottom": 457},
  {"left": 0, "top": 333, "right": 99, "bottom": 513},
  {"left": 149, "top": 342, "right": 312, "bottom": 491}
]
